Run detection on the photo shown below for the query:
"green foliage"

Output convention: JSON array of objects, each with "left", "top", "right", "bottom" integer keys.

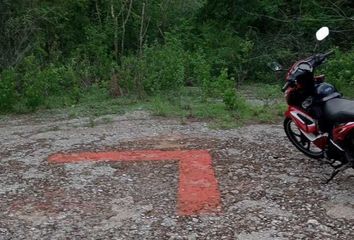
[
  {"left": 0, "top": 69, "right": 17, "bottom": 111},
  {"left": 184, "top": 50, "right": 213, "bottom": 97},
  {"left": 218, "top": 69, "right": 247, "bottom": 111},
  {"left": 0, "top": 55, "right": 93, "bottom": 112},
  {"left": 146, "top": 86, "right": 283, "bottom": 128},
  {"left": 117, "top": 37, "right": 214, "bottom": 98},
  {"left": 324, "top": 49, "right": 354, "bottom": 97},
  {"left": 254, "top": 83, "right": 282, "bottom": 100},
  {"left": 115, "top": 55, "right": 145, "bottom": 96},
  {"left": 19, "top": 56, "right": 46, "bottom": 109},
  {"left": 15, "top": 56, "right": 83, "bottom": 110},
  {"left": 196, "top": 24, "right": 254, "bottom": 80},
  {"left": 149, "top": 95, "right": 185, "bottom": 117},
  {"left": 200, "top": 0, "right": 354, "bottom": 85},
  {"left": 143, "top": 37, "right": 186, "bottom": 93},
  {"left": 117, "top": 38, "right": 187, "bottom": 96},
  {"left": 1, "top": 0, "right": 354, "bottom": 116},
  {"left": 223, "top": 89, "right": 246, "bottom": 111}
]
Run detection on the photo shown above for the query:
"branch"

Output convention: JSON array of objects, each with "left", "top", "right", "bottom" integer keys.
[
  {"left": 95, "top": 0, "right": 102, "bottom": 25},
  {"left": 241, "top": 6, "right": 353, "bottom": 23},
  {"left": 240, "top": 8, "right": 292, "bottom": 23},
  {"left": 121, "top": 0, "right": 133, "bottom": 57},
  {"left": 139, "top": 2, "right": 146, "bottom": 56},
  {"left": 326, "top": 0, "right": 348, "bottom": 18}
]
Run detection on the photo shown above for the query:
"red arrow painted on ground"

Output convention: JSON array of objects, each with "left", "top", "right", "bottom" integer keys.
[{"left": 48, "top": 150, "right": 221, "bottom": 216}]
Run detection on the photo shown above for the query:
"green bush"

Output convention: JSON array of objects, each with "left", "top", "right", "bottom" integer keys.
[
  {"left": 72, "top": 35, "right": 114, "bottom": 85},
  {"left": 186, "top": 50, "right": 213, "bottom": 88},
  {"left": 196, "top": 24, "right": 254, "bottom": 83},
  {"left": 18, "top": 56, "right": 46, "bottom": 109},
  {"left": 217, "top": 69, "right": 246, "bottom": 110},
  {"left": 0, "top": 55, "right": 93, "bottom": 112},
  {"left": 0, "top": 69, "right": 17, "bottom": 111},
  {"left": 16, "top": 56, "right": 83, "bottom": 110},
  {"left": 117, "top": 36, "right": 215, "bottom": 98},
  {"left": 324, "top": 50, "right": 354, "bottom": 98},
  {"left": 143, "top": 36, "right": 186, "bottom": 93},
  {"left": 117, "top": 55, "right": 146, "bottom": 97}
]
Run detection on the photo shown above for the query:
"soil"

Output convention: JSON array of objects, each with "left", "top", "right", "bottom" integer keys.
[{"left": 0, "top": 111, "right": 354, "bottom": 239}]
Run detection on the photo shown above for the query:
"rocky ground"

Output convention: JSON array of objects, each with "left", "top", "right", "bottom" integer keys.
[{"left": 0, "top": 111, "right": 354, "bottom": 240}]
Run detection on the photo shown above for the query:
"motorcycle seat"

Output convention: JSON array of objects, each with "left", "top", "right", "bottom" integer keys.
[{"left": 324, "top": 98, "right": 354, "bottom": 124}]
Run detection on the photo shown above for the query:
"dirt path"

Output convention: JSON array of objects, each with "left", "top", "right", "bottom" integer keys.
[{"left": 1, "top": 111, "right": 354, "bottom": 239}]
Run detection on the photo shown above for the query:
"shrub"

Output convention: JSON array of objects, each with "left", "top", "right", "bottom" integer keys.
[
  {"left": 0, "top": 69, "right": 17, "bottom": 111},
  {"left": 116, "top": 55, "right": 147, "bottom": 97},
  {"left": 186, "top": 50, "right": 213, "bottom": 88},
  {"left": 18, "top": 56, "right": 46, "bottom": 109},
  {"left": 116, "top": 36, "right": 214, "bottom": 98},
  {"left": 143, "top": 36, "right": 186, "bottom": 93},
  {"left": 16, "top": 56, "right": 83, "bottom": 110},
  {"left": 323, "top": 50, "right": 354, "bottom": 97},
  {"left": 1, "top": 55, "right": 90, "bottom": 112},
  {"left": 217, "top": 69, "right": 246, "bottom": 110}
]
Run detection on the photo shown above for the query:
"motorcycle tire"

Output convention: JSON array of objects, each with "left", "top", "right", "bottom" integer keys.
[{"left": 284, "top": 118, "right": 324, "bottom": 159}]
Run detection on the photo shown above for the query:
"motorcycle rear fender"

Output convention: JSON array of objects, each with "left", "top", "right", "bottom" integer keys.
[
  {"left": 333, "top": 122, "right": 354, "bottom": 142},
  {"left": 285, "top": 106, "right": 318, "bottom": 134}
]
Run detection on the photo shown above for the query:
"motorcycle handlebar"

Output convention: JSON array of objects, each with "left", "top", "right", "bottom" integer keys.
[
  {"left": 313, "top": 50, "right": 334, "bottom": 67},
  {"left": 323, "top": 50, "right": 335, "bottom": 58},
  {"left": 279, "top": 50, "right": 334, "bottom": 93}
]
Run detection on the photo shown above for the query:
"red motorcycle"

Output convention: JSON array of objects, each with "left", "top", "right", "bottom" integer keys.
[{"left": 271, "top": 27, "right": 354, "bottom": 182}]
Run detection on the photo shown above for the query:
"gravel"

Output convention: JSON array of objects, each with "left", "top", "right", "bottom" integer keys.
[{"left": 0, "top": 110, "right": 354, "bottom": 239}]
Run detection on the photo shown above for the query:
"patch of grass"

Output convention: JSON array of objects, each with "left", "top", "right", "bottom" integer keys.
[
  {"left": 146, "top": 85, "right": 285, "bottom": 129},
  {"left": 12, "top": 101, "right": 33, "bottom": 114},
  {"left": 100, "top": 116, "right": 113, "bottom": 124},
  {"left": 1, "top": 83, "right": 285, "bottom": 129},
  {"left": 252, "top": 103, "right": 285, "bottom": 122},
  {"left": 256, "top": 84, "right": 282, "bottom": 100},
  {"left": 43, "top": 95, "right": 76, "bottom": 110},
  {"left": 330, "top": 80, "right": 354, "bottom": 98},
  {"left": 240, "top": 82, "right": 283, "bottom": 100},
  {"left": 149, "top": 95, "right": 187, "bottom": 117},
  {"left": 88, "top": 117, "right": 96, "bottom": 128},
  {"left": 49, "top": 88, "right": 143, "bottom": 119}
]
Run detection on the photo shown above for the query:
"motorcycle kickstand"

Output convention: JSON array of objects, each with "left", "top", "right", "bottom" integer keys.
[
  {"left": 325, "top": 162, "right": 353, "bottom": 184},
  {"left": 320, "top": 158, "right": 336, "bottom": 166}
]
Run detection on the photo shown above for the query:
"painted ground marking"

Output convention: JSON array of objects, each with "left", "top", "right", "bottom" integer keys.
[{"left": 48, "top": 150, "right": 221, "bottom": 216}]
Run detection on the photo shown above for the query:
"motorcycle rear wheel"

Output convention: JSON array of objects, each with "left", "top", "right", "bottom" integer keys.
[{"left": 284, "top": 118, "right": 324, "bottom": 159}]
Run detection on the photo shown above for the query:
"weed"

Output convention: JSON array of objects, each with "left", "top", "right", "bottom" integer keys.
[
  {"left": 88, "top": 117, "right": 96, "bottom": 128},
  {"left": 1, "top": 83, "right": 285, "bottom": 129},
  {"left": 48, "top": 126, "right": 60, "bottom": 131},
  {"left": 149, "top": 95, "right": 186, "bottom": 117},
  {"left": 100, "top": 117, "right": 113, "bottom": 124}
]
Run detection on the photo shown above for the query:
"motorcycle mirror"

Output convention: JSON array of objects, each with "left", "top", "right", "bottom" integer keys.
[
  {"left": 316, "top": 27, "right": 329, "bottom": 41},
  {"left": 268, "top": 62, "right": 283, "bottom": 72}
]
